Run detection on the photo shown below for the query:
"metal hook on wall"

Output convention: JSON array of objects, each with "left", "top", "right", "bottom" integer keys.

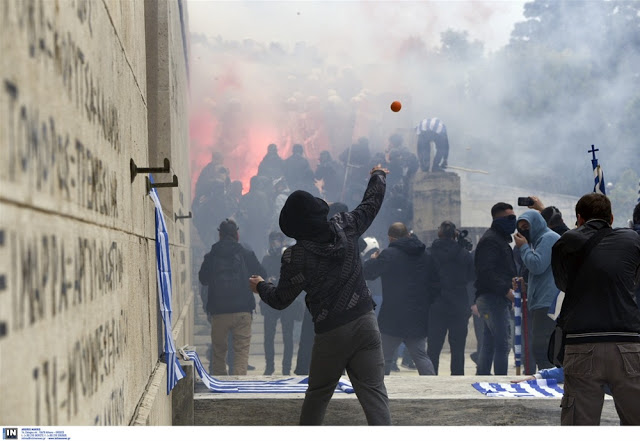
[
  {"left": 131, "top": 158, "right": 171, "bottom": 183},
  {"left": 146, "top": 175, "right": 178, "bottom": 193},
  {"left": 175, "top": 211, "right": 193, "bottom": 222}
]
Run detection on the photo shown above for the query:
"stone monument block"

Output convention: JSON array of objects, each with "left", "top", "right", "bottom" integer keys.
[{"left": 412, "top": 171, "right": 461, "bottom": 244}]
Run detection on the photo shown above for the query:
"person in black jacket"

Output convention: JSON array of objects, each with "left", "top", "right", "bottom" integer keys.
[
  {"left": 260, "top": 231, "right": 303, "bottom": 375},
  {"left": 426, "top": 221, "right": 475, "bottom": 375},
  {"left": 551, "top": 193, "right": 640, "bottom": 425},
  {"left": 199, "top": 219, "right": 266, "bottom": 375},
  {"left": 250, "top": 165, "right": 391, "bottom": 426},
  {"left": 363, "top": 222, "right": 437, "bottom": 376},
  {"left": 474, "top": 202, "right": 517, "bottom": 375}
]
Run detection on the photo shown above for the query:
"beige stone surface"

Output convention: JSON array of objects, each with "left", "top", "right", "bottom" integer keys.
[{"left": 0, "top": 0, "right": 192, "bottom": 426}]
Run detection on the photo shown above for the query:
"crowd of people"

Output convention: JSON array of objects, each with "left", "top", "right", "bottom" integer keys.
[{"left": 194, "top": 133, "right": 640, "bottom": 426}]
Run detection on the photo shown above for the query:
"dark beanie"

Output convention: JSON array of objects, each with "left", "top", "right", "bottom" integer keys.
[{"left": 279, "top": 190, "right": 332, "bottom": 241}]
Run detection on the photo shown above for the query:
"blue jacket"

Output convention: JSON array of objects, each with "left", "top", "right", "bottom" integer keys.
[{"left": 517, "top": 210, "right": 560, "bottom": 310}]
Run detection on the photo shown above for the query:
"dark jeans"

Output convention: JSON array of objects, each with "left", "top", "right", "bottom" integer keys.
[
  {"left": 300, "top": 311, "right": 391, "bottom": 425},
  {"left": 476, "top": 294, "right": 512, "bottom": 375},
  {"left": 263, "top": 309, "right": 295, "bottom": 374},
  {"left": 381, "top": 334, "right": 435, "bottom": 375},
  {"left": 530, "top": 307, "right": 556, "bottom": 370},
  {"left": 427, "top": 303, "right": 469, "bottom": 375}
]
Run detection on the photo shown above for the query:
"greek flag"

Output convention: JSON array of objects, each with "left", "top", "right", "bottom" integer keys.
[
  {"left": 513, "top": 286, "right": 522, "bottom": 371},
  {"left": 472, "top": 379, "right": 564, "bottom": 398},
  {"left": 182, "top": 349, "right": 354, "bottom": 394},
  {"left": 149, "top": 178, "right": 186, "bottom": 394},
  {"left": 589, "top": 145, "right": 606, "bottom": 195},
  {"left": 416, "top": 117, "right": 446, "bottom": 135}
]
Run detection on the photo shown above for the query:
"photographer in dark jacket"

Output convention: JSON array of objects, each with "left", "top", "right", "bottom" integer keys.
[
  {"left": 199, "top": 219, "right": 266, "bottom": 376},
  {"left": 250, "top": 165, "right": 391, "bottom": 426},
  {"left": 363, "top": 222, "right": 437, "bottom": 376},
  {"left": 551, "top": 193, "right": 640, "bottom": 425},
  {"left": 426, "top": 221, "right": 474, "bottom": 375}
]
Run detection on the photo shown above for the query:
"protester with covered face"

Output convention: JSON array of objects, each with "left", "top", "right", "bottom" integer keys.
[
  {"left": 474, "top": 202, "right": 517, "bottom": 375},
  {"left": 250, "top": 165, "right": 391, "bottom": 425},
  {"left": 426, "top": 221, "right": 475, "bottom": 375},
  {"left": 514, "top": 210, "right": 560, "bottom": 371}
]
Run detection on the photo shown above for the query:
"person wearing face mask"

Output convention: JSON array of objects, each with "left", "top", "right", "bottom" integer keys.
[
  {"left": 514, "top": 210, "right": 561, "bottom": 371},
  {"left": 473, "top": 202, "right": 518, "bottom": 375}
]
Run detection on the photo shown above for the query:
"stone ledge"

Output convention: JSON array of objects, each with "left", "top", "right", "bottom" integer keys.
[{"left": 193, "top": 376, "right": 619, "bottom": 426}]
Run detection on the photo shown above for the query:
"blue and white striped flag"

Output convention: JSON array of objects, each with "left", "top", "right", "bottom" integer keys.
[
  {"left": 182, "top": 349, "right": 354, "bottom": 394},
  {"left": 416, "top": 117, "right": 446, "bottom": 135},
  {"left": 513, "top": 285, "right": 522, "bottom": 372},
  {"left": 472, "top": 379, "right": 564, "bottom": 398},
  {"left": 589, "top": 145, "right": 606, "bottom": 195},
  {"left": 149, "top": 178, "right": 186, "bottom": 394}
]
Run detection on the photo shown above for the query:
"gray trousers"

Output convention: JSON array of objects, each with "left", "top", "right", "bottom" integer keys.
[
  {"left": 562, "top": 341, "right": 640, "bottom": 425},
  {"left": 299, "top": 311, "right": 391, "bottom": 425},
  {"left": 381, "top": 334, "right": 435, "bottom": 375}
]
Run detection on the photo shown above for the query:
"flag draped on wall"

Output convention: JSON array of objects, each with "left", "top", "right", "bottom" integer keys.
[
  {"left": 589, "top": 145, "right": 606, "bottom": 195},
  {"left": 149, "top": 178, "right": 186, "bottom": 394}
]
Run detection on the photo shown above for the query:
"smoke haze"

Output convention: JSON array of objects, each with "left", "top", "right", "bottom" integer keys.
[{"left": 186, "top": 0, "right": 640, "bottom": 226}]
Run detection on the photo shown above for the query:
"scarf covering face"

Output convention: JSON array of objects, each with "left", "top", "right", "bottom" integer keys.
[{"left": 279, "top": 190, "right": 333, "bottom": 242}]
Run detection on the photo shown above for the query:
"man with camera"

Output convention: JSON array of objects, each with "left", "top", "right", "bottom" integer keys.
[
  {"left": 426, "top": 221, "right": 475, "bottom": 375},
  {"left": 551, "top": 193, "right": 640, "bottom": 425}
]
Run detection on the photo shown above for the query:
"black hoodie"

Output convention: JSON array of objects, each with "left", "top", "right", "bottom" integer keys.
[
  {"left": 257, "top": 171, "right": 386, "bottom": 334},
  {"left": 363, "top": 236, "right": 438, "bottom": 338}
]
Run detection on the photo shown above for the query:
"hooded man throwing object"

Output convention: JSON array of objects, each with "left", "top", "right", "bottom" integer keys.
[{"left": 250, "top": 165, "right": 391, "bottom": 426}]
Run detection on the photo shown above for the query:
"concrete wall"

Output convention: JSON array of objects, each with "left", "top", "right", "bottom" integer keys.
[{"left": 0, "top": 0, "right": 192, "bottom": 426}]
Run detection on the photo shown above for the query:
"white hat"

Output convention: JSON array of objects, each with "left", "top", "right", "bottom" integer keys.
[{"left": 360, "top": 237, "right": 380, "bottom": 257}]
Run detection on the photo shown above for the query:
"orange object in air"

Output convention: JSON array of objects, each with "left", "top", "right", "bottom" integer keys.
[{"left": 390, "top": 101, "right": 402, "bottom": 112}]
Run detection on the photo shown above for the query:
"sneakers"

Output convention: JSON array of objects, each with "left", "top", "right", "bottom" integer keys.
[
  {"left": 263, "top": 367, "right": 274, "bottom": 375},
  {"left": 389, "top": 362, "right": 400, "bottom": 372}
]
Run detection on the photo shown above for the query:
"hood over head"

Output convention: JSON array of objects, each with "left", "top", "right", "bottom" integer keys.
[
  {"left": 279, "top": 190, "right": 333, "bottom": 242},
  {"left": 517, "top": 210, "right": 550, "bottom": 244}
]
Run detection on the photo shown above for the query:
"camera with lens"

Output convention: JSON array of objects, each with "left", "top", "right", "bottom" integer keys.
[{"left": 457, "top": 229, "right": 473, "bottom": 252}]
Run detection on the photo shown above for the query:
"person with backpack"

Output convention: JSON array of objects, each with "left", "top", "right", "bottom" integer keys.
[
  {"left": 250, "top": 165, "right": 391, "bottom": 425},
  {"left": 199, "top": 219, "right": 266, "bottom": 375},
  {"left": 551, "top": 193, "right": 640, "bottom": 425}
]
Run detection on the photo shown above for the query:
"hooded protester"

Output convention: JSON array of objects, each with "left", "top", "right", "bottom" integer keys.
[
  {"left": 426, "top": 221, "right": 475, "bottom": 375},
  {"left": 284, "top": 144, "right": 316, "bottom": 196},
  {"left": 514, "top": 210, "right": 561, "bottom": 370},
  {"left": 363, "top": 222, "right": 437, "bottom": 376},
  {"left": 250, "top": 165, "right": 391, "bottom": 426}
]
